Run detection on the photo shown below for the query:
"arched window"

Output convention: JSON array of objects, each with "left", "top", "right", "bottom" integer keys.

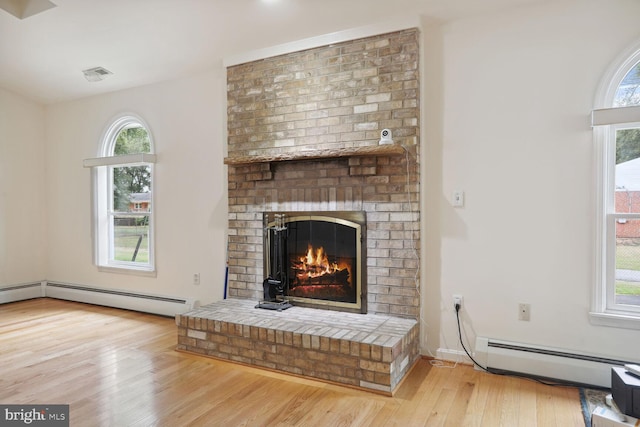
[
  {"left": 592, "top": 47, "right": 640, "bottom": 328},
  {"left": 84, "top": 115, "right": 156, "bottom": 273},
  {"left": 614, "top": 62, "right": 640, "bottom": 107}
]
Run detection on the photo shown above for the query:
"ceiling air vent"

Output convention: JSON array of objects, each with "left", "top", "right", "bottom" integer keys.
[
  {"left": 0, "top": 0, "right": 57, "bottom": 19},
  {"left": 82, "top": 67, "right": 113, "bottom": 82}
]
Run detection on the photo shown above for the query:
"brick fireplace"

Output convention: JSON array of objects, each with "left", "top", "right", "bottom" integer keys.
[{"left": 177, "top": 28, "right": 421, "bottom": 393}]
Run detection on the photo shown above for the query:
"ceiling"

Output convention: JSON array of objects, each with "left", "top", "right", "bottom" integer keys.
[{"left": 0, "top": 0, "right": 546, "bottom": 105}]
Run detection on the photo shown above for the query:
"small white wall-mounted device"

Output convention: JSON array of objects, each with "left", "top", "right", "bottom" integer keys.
[
  {"left": 452, "top": 190, "right": 465, "bottom": 207},
  {"left": 379, "top": 129, "right": 393, "bottom": 145}
]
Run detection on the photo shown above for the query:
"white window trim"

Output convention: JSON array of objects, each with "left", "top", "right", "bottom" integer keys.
[
  {"left": 592, "top": 44, "right": 640, "bottom": 329},
  {"left": 84, "top": 115, "right": 156, "bottom": 276},
  {"left": 593, "top": 121, "right": 640, "bottom": 329},
  {"left": 592, "top": 105, "right": 640, "bottom": 126},
  {"left": 83, "top": 153, "right": 157, "bottom": 168}
]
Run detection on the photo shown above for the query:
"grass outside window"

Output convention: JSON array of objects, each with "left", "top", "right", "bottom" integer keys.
[{"left": 114, "top": 225, "right": 149, "bottom": 263}]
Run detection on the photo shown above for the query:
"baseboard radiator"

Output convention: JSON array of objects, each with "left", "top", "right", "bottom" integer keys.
[
  {"left": 44, "top": 282, "right": 198, "bottom": 317},
  {"left": 0, "top": 282, "right": 45, "bottom": 304},
  {"left": 475, "top": 337, "right": 635, "bottom": 388},
  {"left": 0, "top": 281, "right": 198, "bottom": 317}
]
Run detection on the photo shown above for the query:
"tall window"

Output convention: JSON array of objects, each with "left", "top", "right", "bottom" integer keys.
[
  {"left": 593, "top": 50, "right": 640, "bottom": 327},
  {"left": 84, "top": 115, "right": 156, "bottom": 274}
]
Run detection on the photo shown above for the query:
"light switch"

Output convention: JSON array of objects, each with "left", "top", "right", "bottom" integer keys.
[{"left": 452, "top": 191, "right": 464, "bottom": 208}]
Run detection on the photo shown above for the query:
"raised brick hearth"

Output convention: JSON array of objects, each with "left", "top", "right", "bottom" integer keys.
[{"left": 176, "top": 298, "right": 418, "bottom": 394}]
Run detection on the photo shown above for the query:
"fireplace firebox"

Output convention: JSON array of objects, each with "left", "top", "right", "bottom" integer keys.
[{"left": 262, "top": 211, "right": 366, "bottom": 313}]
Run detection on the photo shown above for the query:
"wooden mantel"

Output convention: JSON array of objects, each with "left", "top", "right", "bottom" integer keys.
[{"left": 223, "top": 144, "right": 406, "bottom": 166}]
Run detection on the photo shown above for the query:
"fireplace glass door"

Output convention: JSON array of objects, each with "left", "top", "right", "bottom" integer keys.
[{"left": 264, "top": 212, "right": 365, "bottom": 313}]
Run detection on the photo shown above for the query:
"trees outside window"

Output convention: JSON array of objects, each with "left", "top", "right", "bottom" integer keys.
[{"left": 88, "top": 115, "right": 156, "bottom": 273}]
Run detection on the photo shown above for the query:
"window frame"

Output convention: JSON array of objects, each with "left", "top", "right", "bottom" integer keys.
[
  {"left": 84, "top": 115, "right": 157, "bottom": 276},
  {"left": 592, "top": 45, "right": 640, "bottom": 329}
]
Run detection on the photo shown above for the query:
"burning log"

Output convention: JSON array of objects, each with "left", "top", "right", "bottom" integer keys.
[
  {"left": 291, "top": 267, "right": 350, "bottom": 286},
  {"left": 290, "top": 244, "right": 351, "bottom": 287}
]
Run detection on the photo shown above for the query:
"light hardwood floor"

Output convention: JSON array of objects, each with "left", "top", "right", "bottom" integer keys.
[{"left": 0, "top": 298, "right": 586, "bottom": 426}]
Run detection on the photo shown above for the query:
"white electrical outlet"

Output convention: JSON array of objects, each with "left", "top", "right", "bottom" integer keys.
[
  {"left": 453, "top": 294, "right": 463, "bottom": 309},
  {"left": 193, "top": 273, "right": 200, "bottom": 285},
  {"left": 518, "top": 303, "right": 530, "bottom": 321}
]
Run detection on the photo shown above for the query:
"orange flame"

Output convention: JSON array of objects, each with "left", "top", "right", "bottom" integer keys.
[{"left": 296, "top": 244, "right": 342, "bottom": 279}]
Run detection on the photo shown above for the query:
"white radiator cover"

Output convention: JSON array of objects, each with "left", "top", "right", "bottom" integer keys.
[
  {"left": 475, "top": 337, "right": 635, "bottom": 388},
  {"left": 0, "top": 282, "right": 45, "bottom": 304},
  {"left": 0, "top": 281, "right": 198, "bottom": 317}
]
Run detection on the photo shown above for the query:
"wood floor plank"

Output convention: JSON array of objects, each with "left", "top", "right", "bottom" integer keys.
[
  {"left": 384, "top": 362, "right": 450, "bottom": 426},
  {"left": 552, "top": 384, "right": 584, "bottom": 427},
  {"left": 365, "top": 360, "right": 431, "bottom": 427},
  {"left": 462, "top": 367, "right": 491, "bottom": 426},
  {"left": 0, "top": 298, "right": 588, "bottom": 426},
  {"left": 497, "top": 375, "right": 521, "bottom": 426},
  {"left": 444, "top": 375, "right": 476, "bottom": 427},
  {"left": 516, "top": 376, "right": 539, "bottom": 427}
]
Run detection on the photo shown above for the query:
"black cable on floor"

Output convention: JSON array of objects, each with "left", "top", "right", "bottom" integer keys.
[
  {"left": 454, "top": 303, "right": 610, "bottom": 390},
  {"left": 454, "top": 303, "right": 491, "bottom": 374}
]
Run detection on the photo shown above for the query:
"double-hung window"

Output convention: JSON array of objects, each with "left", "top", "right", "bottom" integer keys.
[
  {"left": 84, "top": 115, "right": 156, "bottom": 274},
  {"left": 593, "top": 50, "right": 640, "bottom": 328}
]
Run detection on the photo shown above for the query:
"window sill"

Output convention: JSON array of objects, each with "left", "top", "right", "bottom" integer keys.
[
  {"left": 589, "top": 311, "right": 640, "bottom": 330},
  {"left": 98, "top": 265, "right": 157, "bottom": 278}
]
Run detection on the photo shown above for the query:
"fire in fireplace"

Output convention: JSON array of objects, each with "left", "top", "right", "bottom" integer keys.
[{"left": 262, "top": 211, "right": 366, "bottom": 313}]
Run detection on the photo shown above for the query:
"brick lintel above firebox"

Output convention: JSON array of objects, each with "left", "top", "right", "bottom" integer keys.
[{"left": 223, "top": 143, "right": 406, "bottom": 166}]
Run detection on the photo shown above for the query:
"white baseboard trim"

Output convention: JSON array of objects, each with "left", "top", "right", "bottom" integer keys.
[
  {"left": 0, "top": 280, "right": 198, "bottom": 317},
  {"left": 475, "top": 336, "right": 637, "bottom": 388},
  {"left": 0, "top": 282, "right": 45, "bottom": 304},
  {"left": 435, "top": 347, "right": 472, "bottom": 365}
]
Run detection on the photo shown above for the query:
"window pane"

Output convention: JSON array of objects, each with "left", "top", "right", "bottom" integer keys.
[
  {"left": 615, "top": 127, "right": 640, "bottom": 213},
  {"left": 112, "top": 165, "right": 152, "bottom": 212},
  {"left": 114, "top": 126, "right": 150, "bottom": 154},
  {"left": 615, "top": 220, "right": 640, "bottom": 307},
  {"left": 614, "top": 61, "right": 640, "bottom": 107},
  {"left": 113, "top": 216, "right": 149, "bottom": 263}
]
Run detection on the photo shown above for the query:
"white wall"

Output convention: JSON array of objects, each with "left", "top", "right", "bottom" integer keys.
[
  {"left": 44, "top": 69, "right": 228, "bottom": 304},
  {"left": 424, "top": 0, "right": 640, "bottom": 362},
  {"left": 7, "top": 0, "right": 639, "bottom": 367},
  {"left": 0, "top": 88, "right": 47, "bottom": 284}
]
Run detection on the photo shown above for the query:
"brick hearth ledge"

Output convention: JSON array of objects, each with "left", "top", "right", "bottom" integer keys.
[{"left": 176, "top": 298, "right": 419, "bottom": 394}]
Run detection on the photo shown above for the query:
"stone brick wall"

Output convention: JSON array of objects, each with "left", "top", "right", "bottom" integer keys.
[{"left": 225, "top": 28, "right": 420, "bottom": 319}]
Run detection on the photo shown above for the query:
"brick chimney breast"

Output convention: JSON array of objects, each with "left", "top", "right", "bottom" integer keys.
[{"left": 226, "top": 28, "right": 420, "bottom": 319}]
